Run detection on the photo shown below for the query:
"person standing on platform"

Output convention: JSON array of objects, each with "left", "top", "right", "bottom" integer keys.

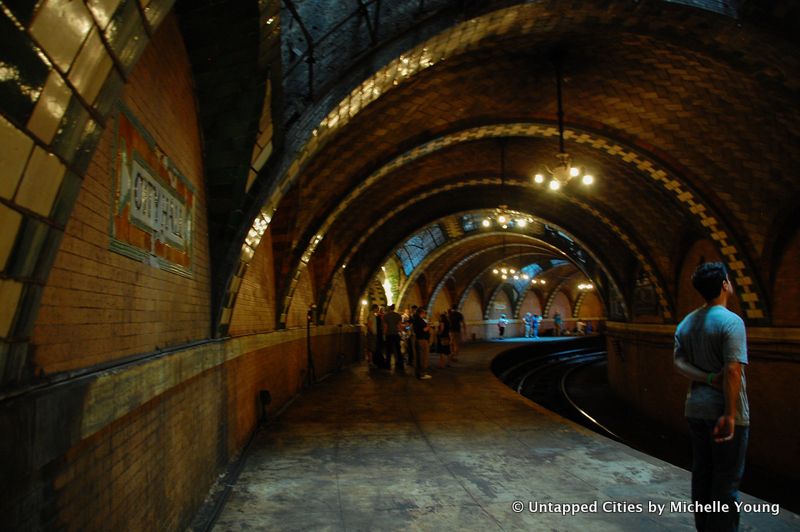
[
  {"left": 553, "top": 312, "right": 563, "bottom": 336},
  {"left": 497, "top": 313, "right": 508, "bottom": 338},
  {"left": 383, "top": 304, "right": 403, "bottom": 372},
  {"left": 523, "top": 312, "right": 533, "bottom": 338},
  {"left": 366, "top": 304, "right": 381, "bottom": 368},
  {"left": 412, "top": 308, "right": 432, "bottom": 380},
  {"left": 674, "top": 262, "right": 749, "bottom": 532},
  {"left": 406, "top": 305, "right": 418, "bottom": 366},
  {"left": 374, "top": 306, "right": 387, "bottom": 369},
  {"left": 447, "top": 307, "right": 466, "bottom": 362},
  {"left": 436, "top": 312, "right": 451, "bottom": 369},
  {"left": 532, "top": 313, "right": 542, "bottom": 339}
]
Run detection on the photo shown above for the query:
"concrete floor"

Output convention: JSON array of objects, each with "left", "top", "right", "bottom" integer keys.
[{"left": 211, "top": 340, "right": 800, "bottom": 531}]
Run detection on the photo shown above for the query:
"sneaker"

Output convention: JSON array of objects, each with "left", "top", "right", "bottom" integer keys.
[{"left": 420, "top": 374, "right": 432, "bottom": 380}]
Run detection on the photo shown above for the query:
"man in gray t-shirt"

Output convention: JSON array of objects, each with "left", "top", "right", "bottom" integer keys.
[{"left": 674, "top": 262, "right": 749, "bottom": 531}]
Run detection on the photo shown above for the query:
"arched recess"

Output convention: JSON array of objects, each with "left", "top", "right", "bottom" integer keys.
[
  {"left": 577, "top": 290, "right": 604, "bottom": 320},
  {"left": 517, "top": 290, "right": 544, "bottom": 317},
  {"left": 461, "top": 286, "right": 484, "bottom": 330},
  {"left": 430, "top": 290, "right": 453, "bottom": 322},
  {"left": 549, "top": 292, "right": 573, "bottom": 323},
  {"left": 486, "top": 289, "right": 513, "bottom": 321},
  {"left": 543, "top": 278, "right": 571, "bottom": 319}
]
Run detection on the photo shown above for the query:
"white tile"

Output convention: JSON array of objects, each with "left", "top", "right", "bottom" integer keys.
[
  {"left": 15, "top": 147, "right": 66, "bottom": 217},
  {"left": 68, "top": 27, "right": 114, "bottom": 104},
  {"left": 30, "top": 0, "right": 95, "bottom": 73},
  {"left": 27, "top": 72, "right": 72, "bottom": 144},
  {"left": 86, "top": 0, "right": 123, "bottom": 29},
  {"left": 0, "top": 116, "right": 34, "bottom": 200},
  {"left": 0, "top": 205, "right": 23, "bottom": 272}
]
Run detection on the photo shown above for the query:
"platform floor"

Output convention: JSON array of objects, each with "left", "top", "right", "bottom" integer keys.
[{"left": 211, "top": 340, "right": 800, "bottom": 531}]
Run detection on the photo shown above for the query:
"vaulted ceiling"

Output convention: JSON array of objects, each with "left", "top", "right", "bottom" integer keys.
[{"left": 177, "top": 0, "right": 800, "bottom": 332}]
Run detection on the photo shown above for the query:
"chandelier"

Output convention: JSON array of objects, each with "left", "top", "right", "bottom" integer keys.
[
  {"left": 532, "top": 52, "right": 595, "bottom": 191},
  {"left": 491, "top": 236, "right": 527, "bottom": 281},
  {"left": 483, "top": 140, "right": 534, "bottom": 230},
  {"left": 481, "top": 205, "right": 533, "bottom": 230}
]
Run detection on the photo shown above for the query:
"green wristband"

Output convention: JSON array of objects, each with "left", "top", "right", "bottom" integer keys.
[{"left": 707, "top": 373, "right": 715, "bottom": 385}]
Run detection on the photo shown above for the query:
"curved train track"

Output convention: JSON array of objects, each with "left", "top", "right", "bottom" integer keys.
[{"left": 493, "top": 336, "right": 624, "bottom": 443}]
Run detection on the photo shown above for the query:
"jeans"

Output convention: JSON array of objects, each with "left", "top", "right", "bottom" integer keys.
[{"left": 687, "top": 418, "right": 749, "bottom": 532}]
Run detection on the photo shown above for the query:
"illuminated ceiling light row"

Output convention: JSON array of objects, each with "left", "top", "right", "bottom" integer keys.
[
  {"left": 578, "top": 283, "right": 594, "bottom": 290},
  {"left": 492, "top": 265, "right": 531, "bottom": 281}
]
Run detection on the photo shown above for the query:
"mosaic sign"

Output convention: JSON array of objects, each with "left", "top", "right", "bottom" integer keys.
[{"left": 110, "top": 107, "right": 195, "bottom": 277}]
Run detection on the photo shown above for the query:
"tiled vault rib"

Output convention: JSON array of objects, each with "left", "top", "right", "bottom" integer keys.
[{"left": 223, "top": 4, "right": 771, "bottom": 332}]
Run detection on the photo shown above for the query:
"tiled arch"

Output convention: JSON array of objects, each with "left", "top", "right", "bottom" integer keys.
[{"left": 221, "top": 1, "right": 783, "bottom": 335}]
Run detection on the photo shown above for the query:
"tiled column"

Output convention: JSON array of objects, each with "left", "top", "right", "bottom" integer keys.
[{"left": 0, "top": 0, "right": 174, "bottom": 387}]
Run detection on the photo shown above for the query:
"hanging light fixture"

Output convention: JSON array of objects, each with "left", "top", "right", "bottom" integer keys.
[
  {"left": 492, "top": 233, "right": 518, "bottom": 281},
  {"left": 483, "top": 139, "right": 534, "bottom": 229},
  {"left": 532, "top": 50, "right": 595, "bottom": 191}
]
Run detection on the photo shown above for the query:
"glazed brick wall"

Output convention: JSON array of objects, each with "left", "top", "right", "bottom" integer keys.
[
  {"left": 325, "top": 269, "right": 352, "bottom": 325},
  {"left": 771, "top": 230, "right": 800, "bottom": 326},
  {"left": 31, "top": 14, "right": 211, "bottom": 374},
  {"left": 607, "top": 328, "right": 800, "bottom": 487},
  {"left": 229, "top": 227, "right": 277, "bottom": 335},
  {"left": 578, "top": 291, "right": 604, "bottom": 320},
  {"left": 286, "top": 266, "right": 315, "bottom": 328},
  {"left": 48, "top": 367, "right": 223, "bottom": 531},
  {"left": 0, "top": 331, "right": 361, "bottom": 531},
  {"left": 676, "top": 238, "right": 742, "bottom": 319},
  {"left": 430, "top": 289, "right": 453, "bottom": 322},
  {"left": 520, "top": 291, "right": 543, "bottom": 316}
]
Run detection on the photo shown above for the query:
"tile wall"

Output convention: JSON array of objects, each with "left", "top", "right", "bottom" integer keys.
[{"left": 0, "top": 0, "right": 175, "bottom": 387}]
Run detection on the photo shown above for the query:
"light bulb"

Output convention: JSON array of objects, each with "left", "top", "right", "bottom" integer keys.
[
  {"left": 582, "top": 174, "right": 594, "bottom": 185},
  {"left": 501, "top": 274, "right": 508, "bottom": 280},
  {"left": 482, "top": 219, "right": 491, "bottom": 227},
  {"left": 493, "top": 268, "right": 499, "bottom": 274},
  {"left": 513, "top": 275, "right": 519, "bottom": 280},
  {"left": 497, "top": 214, "right": 507, "bottom": 224},
  {"left": 534, "top": 173, "right": 544, "bottom": 184},
  {"left": 510, "top": 268, "right": 516, "bottom": 274},
  {"left": 570, "top": 167, "right": 580, "bottom": 178},
  {"left": 549, "top": 180, "right": 561, "bottom": 191},
  {"left": 517, "top": 219, "right": 527, "bottom": 228}
]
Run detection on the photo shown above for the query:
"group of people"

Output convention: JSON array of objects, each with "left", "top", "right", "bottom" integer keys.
[{"left": 365, "top": 304, "right": 466, "bottom": 380}]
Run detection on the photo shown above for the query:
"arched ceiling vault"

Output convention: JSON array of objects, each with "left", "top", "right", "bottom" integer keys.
[{"left": 215, "top": 1, "right": 800, "bottom": 333}]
